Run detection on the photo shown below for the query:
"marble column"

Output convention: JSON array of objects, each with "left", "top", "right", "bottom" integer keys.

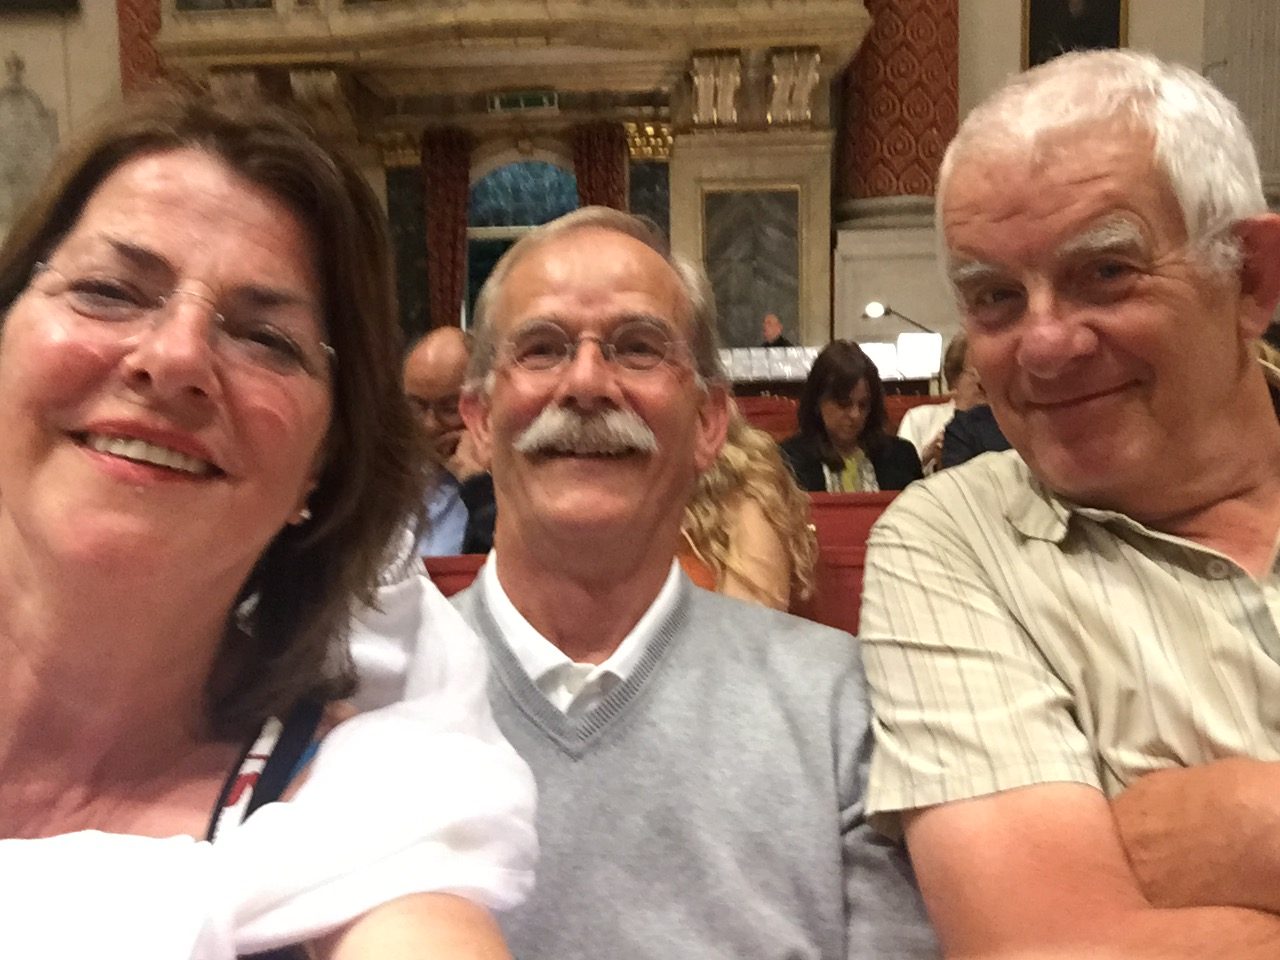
[
  {"left": 838, "top": 0, "right": 959, "bottom": 215},
  {"left": 834, "top": 0, "right": 961, "bottom": 345}
]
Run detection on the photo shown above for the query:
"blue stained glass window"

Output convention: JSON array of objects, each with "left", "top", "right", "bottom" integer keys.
[{"left": 468, "top": 161, "right": 578, "bottom": 228}]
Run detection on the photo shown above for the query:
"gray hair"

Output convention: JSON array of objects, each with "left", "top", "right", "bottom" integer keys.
[
  {"left": 465, "top": 206, "right": 725, "bottom": 391},
  {"left": 937, "top": 49, "right": 1266, "bottom": 277}
]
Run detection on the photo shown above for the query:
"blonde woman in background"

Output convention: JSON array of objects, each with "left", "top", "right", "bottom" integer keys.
[{"left": 679, "top": 404, "right": 817, "bottom": 610}]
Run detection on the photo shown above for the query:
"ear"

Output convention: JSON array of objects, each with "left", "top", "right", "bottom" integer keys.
[
  {"left": 1233, "top": 214, "right": 1280, "bottom": 340},
  {"left": 693, "top": 382, "right": 731, "bottom": 474},
  {"left": 459, "top": 385, "right": 494, "bottom": 466}
]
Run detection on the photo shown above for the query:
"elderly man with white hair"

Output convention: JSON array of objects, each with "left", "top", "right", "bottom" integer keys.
[
  {"left": 450, "top": 206, "right": 938, "bottom": 960},
  {"left": 860, "top": 49, "right": 1280, "bottom": 957}
]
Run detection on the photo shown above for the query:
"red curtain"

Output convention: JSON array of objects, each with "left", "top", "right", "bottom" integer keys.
[
  {"left": 421, "top": 127, "right": 476, "bottom": 328},
  {"left": 116, "top": 0, "right": 163, "bottom": 92},
  {"left": 571, "top": 122, "right": 629, "bottom": 210}
]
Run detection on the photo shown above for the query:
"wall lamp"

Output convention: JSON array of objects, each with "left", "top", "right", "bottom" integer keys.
[{"left": 862, "top": 301, "right": 937, "bottom": 334}]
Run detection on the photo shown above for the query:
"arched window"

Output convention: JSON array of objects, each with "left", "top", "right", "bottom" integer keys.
[{"left": 465, "top": 161, "right": 578, "bottom": 322}]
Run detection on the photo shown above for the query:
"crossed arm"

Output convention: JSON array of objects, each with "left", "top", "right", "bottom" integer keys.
[{"left": 905, "top": 770, "right": 1280, "bottom": 960}]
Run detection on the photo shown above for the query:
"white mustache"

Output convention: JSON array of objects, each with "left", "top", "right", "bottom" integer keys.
[{"left": 513, "top": 406, "right": 658, "bottom": 457}]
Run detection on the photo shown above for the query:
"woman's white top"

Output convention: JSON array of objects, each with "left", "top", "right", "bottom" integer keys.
[{"left": 1, "top": 548, "right": 537, "bottom": 959}]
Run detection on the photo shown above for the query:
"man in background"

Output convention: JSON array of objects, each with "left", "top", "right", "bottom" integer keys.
[
  {"left": 403, "top": 327, "right": 494, "bottom": 555},
  {"left": 760, "top": 311, "right": 793, "bottom": 347}
]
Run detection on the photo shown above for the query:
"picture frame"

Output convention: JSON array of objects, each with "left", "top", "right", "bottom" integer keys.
[
  {"left": 0, "top": 0, "right": 78, "bottom": 11},
  {"left": 702, "top": 186, "right": 801, "bottom": 349},
  {"left": 1023, "top": 0, "right": 1128, "bottom": 69}
]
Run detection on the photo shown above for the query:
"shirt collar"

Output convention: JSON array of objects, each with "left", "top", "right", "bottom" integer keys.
[{"left": 481, "top": 551, "right": 683, "bottom": 687}]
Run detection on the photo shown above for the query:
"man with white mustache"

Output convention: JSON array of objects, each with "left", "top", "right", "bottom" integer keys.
[{"left": 452, "top": 206, "right": 937, "bottom": 960}]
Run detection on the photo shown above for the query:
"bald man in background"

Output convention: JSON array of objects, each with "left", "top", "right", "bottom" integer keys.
[{"left": 403, "top": 327, "right": 495, "bottom": 555}]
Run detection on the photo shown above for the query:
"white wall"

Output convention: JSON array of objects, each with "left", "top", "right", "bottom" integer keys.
[
  {"left": 1, "top": 0, "right": 121, "bottom": 238},
  {"left": 2, "top": 0, "right": 121, "bottom": 135},
  {"left": 959, "top": 0, "right": 1209, "bottom": 121}
]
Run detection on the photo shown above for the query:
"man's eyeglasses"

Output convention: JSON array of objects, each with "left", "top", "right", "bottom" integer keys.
[
  {"left": 29, "top": 261, "right": 335, "bottom": 380},
  {"left": 407, "top": 394, "right": 462, "bottom": 423},
  {"left": 498, "top": 319, "right": 690, "bottom": 373}
]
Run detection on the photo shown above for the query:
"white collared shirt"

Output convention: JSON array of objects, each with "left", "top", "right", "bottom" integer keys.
[{"left": 481, "top": 553, "right": 682, "bottom": 715}]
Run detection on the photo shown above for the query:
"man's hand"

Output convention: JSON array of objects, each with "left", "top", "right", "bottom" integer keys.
[
  {"left": 921, "top": 431, "right": 944, "bottom": 471},
  {"left": 446, "top": 429, "right": 487, "bottom": 483},
  {"left": 1112, "top": 759, "right": 1280, "bottom": 915}
]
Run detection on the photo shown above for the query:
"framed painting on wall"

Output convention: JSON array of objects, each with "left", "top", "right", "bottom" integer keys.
[
  {"left": 702, "top": 187, "right": 800, "bottom": 349},
  {"left": 0, "top": 0, "right": 78, "bottom": 10},
  {"left": 1023, "top": 0, "right": 1128, "bottom": 69}
]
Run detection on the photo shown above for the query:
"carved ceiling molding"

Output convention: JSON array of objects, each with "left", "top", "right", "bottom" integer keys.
[
  {"left": 690, "top": 52, "right": 741, "bottom": 127},
  {"left": 768, "top": 48, "right": 821, "bottom": 126}
]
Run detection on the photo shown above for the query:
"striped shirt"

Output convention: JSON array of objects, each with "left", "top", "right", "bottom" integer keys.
[{"left": 859, "top": 449, "right": 1280, "bottom": 831}]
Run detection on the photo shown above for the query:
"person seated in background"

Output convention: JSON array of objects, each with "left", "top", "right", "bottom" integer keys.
[
  {"left": 860, "top": 49, "right": 1280, "bottom": 958},
  {"left": 403, "top": 327, "right": 495, "bottom": 555},
  {"left": 760, "top": 311, "right": 793, "bottom": 347},
  {"left": 938, "top": 398, "right": 1011, "bottom": 468},
  {"left": 452, "top": 205, "right": 938, "bottom": 960},
  {"left": 678, "top": 403, "right": 817, "bottom": 610},
  {"left": 0, "top": 89, "right": 534, "bottom": 958},
  {"left": 896, "top": 331, "right": 985, "bottom": 471},
  {"left": 781, "top": 340, "right": 922, "bottom": 492}
]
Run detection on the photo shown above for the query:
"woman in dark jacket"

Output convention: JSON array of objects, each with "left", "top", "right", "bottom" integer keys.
[{"left": 780, "top": 340, "right": 923, "bottom": 492}]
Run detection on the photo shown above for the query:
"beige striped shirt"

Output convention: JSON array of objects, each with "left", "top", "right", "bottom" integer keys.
[{"left": 860, "top": 450, "right": 1280, "bottom": 829}]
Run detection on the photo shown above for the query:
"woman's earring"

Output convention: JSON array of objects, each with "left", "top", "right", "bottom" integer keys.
[{"left": 291, "top": 506, "right": 313, "bottom": 525}]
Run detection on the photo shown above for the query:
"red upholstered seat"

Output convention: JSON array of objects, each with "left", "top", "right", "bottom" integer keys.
[
  {"left": 424, "top": 553, "right": 486, "bottom": 597},
  {"left": 734, "top": 394, "right": 799, "bottom": 442},
  {"left": 425, "top": 489, "right": 899, "bottom": 636},
  {"left": 789, "top": 491, "right": 899, "bottom": 634}
]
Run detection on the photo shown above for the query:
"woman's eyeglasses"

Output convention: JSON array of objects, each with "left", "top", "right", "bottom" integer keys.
[{"left": 29, "top": 261, "right": 335, "bottom": 381}]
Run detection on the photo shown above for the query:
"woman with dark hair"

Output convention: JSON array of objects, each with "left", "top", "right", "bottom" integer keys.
[
  {"left": 780, "top": 340, "right": 923, "bottom": 492},
  {"left": 0, "top": 89, "right": 533, "bottom": 958}
]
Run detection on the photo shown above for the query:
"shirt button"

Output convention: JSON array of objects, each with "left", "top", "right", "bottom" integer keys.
[{"left": 1205, "top": 558, "right": 1232, "bottom": 579}]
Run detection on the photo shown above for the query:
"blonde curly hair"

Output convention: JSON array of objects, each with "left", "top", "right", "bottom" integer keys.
[{"left": 682, "top": 402, "right": 817, "bottom": 605}]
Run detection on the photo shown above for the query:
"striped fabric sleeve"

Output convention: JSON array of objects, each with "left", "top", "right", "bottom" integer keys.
[{"left": 858, "top": 479, "right": 1100, "bottom": 833}]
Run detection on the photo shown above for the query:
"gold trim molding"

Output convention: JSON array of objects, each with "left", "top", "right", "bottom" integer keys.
[{"left": 624, "top": 120, "right": 673, "bottom": 160}]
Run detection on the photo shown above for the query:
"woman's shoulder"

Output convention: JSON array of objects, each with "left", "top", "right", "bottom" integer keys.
[{"left": 778, "top": 431, "right": 818, "bottom": 460}]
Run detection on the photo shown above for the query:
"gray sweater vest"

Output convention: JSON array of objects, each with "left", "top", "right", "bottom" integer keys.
[{"left": 454, "top": 575, "right": 937, "bottom": 960}]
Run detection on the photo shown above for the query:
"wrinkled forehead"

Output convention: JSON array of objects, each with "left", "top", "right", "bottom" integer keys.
[
  {"left": 939, "top": 125, "right": 1168, "bottom": 264},
  {"left": 941, "top": 121, "right": 1158, "bottom": 219},
  {"left": 493, "top": 227, "right": 692, "bottom": 333}
]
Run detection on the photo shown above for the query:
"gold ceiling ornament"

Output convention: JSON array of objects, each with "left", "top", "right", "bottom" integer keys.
[{"left": 624, "top": 121, "right": 673, "bottom": 161}]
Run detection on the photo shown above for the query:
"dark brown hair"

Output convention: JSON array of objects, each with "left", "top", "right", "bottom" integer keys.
[
  {"left": 796, "top": 340, "right": 889, "bottom": 471},
  {"left": 0, "top": 88, "right": 426, "bottom": 738}
]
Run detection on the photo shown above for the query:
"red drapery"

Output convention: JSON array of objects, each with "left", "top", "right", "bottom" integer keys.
[
  {"left": 571, "top": 122, "right": 628, "bottom": 210},
  {"left": 116, "top": 0, "right": 162, "bottom": 92},
  {"left": 421, "top": 128, "right": 476, "bottom": 329},
  {"left": 422, "top": 129, "right": 478, "bottom": 330}
]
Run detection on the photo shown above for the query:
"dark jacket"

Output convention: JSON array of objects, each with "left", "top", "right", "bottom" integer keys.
[
  {"left": 940, "top": 404, "right": 1012, "bottom": 469},
  {"left": 459, "top": 472, "right": 497, "bottom": 555},
  {"left": 779, "top": 433, "right": 923, "bottom": 492}
]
